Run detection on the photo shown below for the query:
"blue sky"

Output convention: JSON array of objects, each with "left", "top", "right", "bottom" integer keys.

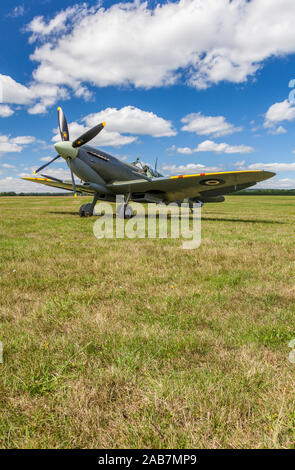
[{"left": 1, "top": 0, "right": 295, "bottom": 192}]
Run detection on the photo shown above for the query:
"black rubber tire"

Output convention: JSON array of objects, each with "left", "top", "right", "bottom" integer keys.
[
  {"left": 116, "top": 204, "right": 134, "bottom": 219},
  {"left": 79, "top": 204, "right": 86, "bottom": 217},
  {"left": 124, "top": 205, "right": 134, "bottom": 219},
  {"left": 83, "top": 203, "right": 94, "bottom": 217}
]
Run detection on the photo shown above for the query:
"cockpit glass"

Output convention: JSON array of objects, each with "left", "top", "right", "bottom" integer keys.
[{"left": 131, "top": 159, "right": 162, "bottom": 178}]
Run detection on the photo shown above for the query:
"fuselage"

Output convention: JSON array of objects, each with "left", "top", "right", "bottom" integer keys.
[{"left": 71, "top": 144, "right": 161, "bottom": 185}]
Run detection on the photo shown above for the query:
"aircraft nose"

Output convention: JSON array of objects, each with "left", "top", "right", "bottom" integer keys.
[
  {"left": 54, "top": 141, "right": 78, "bottom": 160},
  {"left": 54, "top": 142, "right": 63, "bottom": 155}
]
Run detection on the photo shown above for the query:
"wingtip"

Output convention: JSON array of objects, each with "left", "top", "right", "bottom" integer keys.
[
  {"left": 261, "top": 170, "right": 276, "bottom": 180},
  {"left": 102, "top": 121, "right": 106, "bottom": 127}
]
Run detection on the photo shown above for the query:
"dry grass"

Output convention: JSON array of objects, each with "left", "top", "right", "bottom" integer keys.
[{"left": 0, "top": 195, "right": 295, "bottom": 448}]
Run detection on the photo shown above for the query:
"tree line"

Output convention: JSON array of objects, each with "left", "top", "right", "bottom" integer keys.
[
  {"left": 233, "top": 189, "right": 295, "bottom": 195},
  {"left": 1, "top": 189, "right": 295, "bottom": 197}
]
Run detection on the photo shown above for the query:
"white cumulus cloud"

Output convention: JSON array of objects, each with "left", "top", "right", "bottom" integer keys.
[
  {"left": 26, "top": 0, "right": 295, "bottom": 94},
  {"left": 247, "top": 162, "right": 295, "bottom": 172},
  {"left": 181, "top": 112, "right": 242, "bottom": 137},
  {"left": 177, "top": 147, "right": 195, "bottom": 155},
  {"left": 26, "top": 5, "right": 89, "bottom": 43},
  {"left": 4, "top": 0, "right": 295, "bottom": 113},
  {"left": 264, "top": 100, "right": 295, "bottom": 131},
  {"left": 162, "top": 163, "right": 223, "bottom": 175},
  {"left": 177, "top": 140, "right": 254, "bottom": 154},
  {"left": 162, "top": 163, "right": 222, "bottom": 175},
  {"left": 256, "top": 178, "right": 295, "bottom": 189},
  {"left": 267, "top": 125, "right": 287, "bottom": 135},
  {"left": 0, "top": 135, "right": 35, "bottom": 154},
  {"left": 84, "top": 106, "right": 176, "bottom": 137},
  {"left": 0, "top": 105, "right": 14, "bottom": 117},
  {"left": 0, "top": 74, "right": 69, "bottom": 114}
]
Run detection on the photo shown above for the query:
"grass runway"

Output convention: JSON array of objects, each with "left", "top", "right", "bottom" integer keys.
[{"left": 0, "top": 195, "right": 295, "bottom": 448}]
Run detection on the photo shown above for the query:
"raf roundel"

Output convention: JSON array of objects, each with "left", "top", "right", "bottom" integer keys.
[{"left": 200, "top": 178, "right": 225, "bottom": 186}]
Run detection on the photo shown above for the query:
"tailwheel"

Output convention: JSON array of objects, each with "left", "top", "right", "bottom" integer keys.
[{"left": 116, "top": 203, "right": 134, "bottom": 219}]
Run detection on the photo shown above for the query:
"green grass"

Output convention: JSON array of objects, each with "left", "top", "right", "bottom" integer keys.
[{"left": 0, "top": 195, "right": 295, "bottom": 448}]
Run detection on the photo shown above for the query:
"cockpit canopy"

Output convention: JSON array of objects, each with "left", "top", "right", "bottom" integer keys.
[{"left": 130, "top": 159, "right": 162, "bottom": 178}]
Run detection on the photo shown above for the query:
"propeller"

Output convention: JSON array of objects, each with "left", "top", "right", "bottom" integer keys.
[
  {"left": 33, "top": 106, "right": 106, "bottom": 196},
  {"left": 57, "top": 106, "right": 105, "bottom": 148}
]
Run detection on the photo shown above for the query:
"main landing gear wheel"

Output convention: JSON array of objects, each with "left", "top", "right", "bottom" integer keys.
[
  {"left": 79, "top": 203, "right": 94, "bottom": 217},
  {"left": 79, "top": 194, "right": 100, "bottom": 217},
  {"left": 116, "top": 203, "right": 134, "bottom": 219}
]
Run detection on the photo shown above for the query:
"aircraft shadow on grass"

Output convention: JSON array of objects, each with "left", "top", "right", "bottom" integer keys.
[
  {"left": 201, "top": 216, "right": 284, "bottom": 224},
  {"left": 48, "top": 211, "right": 285, "bottom": 224}
]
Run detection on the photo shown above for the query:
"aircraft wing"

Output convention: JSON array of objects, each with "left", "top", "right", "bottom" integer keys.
[
  {"left": 21, "top": 177, "right": 95, "bottom": 194},
  {"left": 107, "top": 170, "right": 275, "bottom": 202},
  {"left": 22, "top": 170, "right": 275, "bottom": 201}
]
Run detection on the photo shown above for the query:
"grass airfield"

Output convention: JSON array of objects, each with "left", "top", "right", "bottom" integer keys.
[{"left": 0, "top": 195, "right": 295, "bottom": 448}]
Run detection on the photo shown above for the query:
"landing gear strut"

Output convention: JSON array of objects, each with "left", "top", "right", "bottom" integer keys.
[
  {"left": 116, "top": 192, "right": 134, "bottom": 219},
  {"left": 78, "top": 193, "right": 135, "bottom": 218},
  {"left": 189, "top": 200, "right": 204, "bottom": 214},
  {"left": 79, "top": 193, "right": 99, "bottom": 217}
]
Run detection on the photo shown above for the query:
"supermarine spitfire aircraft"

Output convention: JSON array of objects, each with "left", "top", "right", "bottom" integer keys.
[{"left": 23, "top": 107, "right": 275, "bottom": 218}]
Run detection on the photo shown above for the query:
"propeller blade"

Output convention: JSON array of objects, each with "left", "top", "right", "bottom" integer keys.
[
  {"left": 34, "top": 155, "right": 61, "bottom": 175},
  {"left": 57, "top": 107, "right": 69, "bottom": 141},
  {"left": 72, "top": 122, "right": 105, "bottom": 148},
  {"left": 67, "top": 157, "right": 77, "bottom": 197},
  {"left": 154, "top": 157, "right": 158, "bottom": 171},
  {"left": 40, "top": 174, "right": 63, "bottom": 183}
]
